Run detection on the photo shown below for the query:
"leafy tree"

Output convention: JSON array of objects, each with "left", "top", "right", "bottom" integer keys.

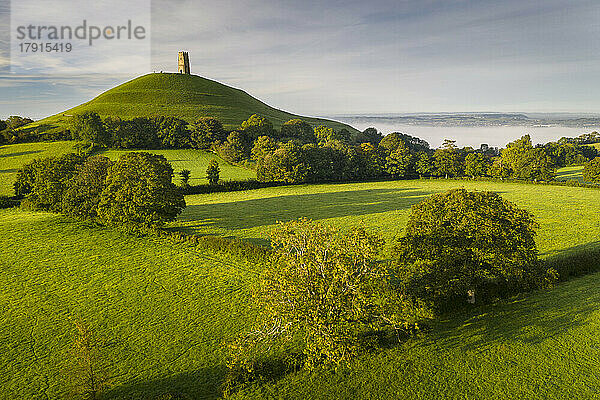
[
  {"left": 488, "top": 157, "right": 511, "bottom": 179},
  {"left": 301, "top": 144, "right": 338, "bottom": 182},
  {"left": 356, "top": 127, "right": 384, "bottom": 145},
  {"left": 62, "top": 156, "right": 113, "bottom": 219},
  {"left": 219, "top": 131, "right": 251, "bottom": 162},
  {"left": 153, "top": 116, "right": 190, "bottom": 148},
  {"left": 178, "top": 169, "right": 191, "bottom": 187},
  {"left": 251, "top": 136, "right": 278, "bottom": 161},
  {"left": 189, "top": 117, "right": 227, "bottom": 149},
  {"left": 70, "top": 112, "right": 111, "bottom": 146},
  {"left": 280, "top": 119, "right": 316, "bottom": 143},
  {"left": 393, "top": 189, "right": 554, "bottom": 311},
  {"left": 385, "top": 141, "right": 413, "bottom": 178},
  {"left": 257, "top": 142, "right": 308, "bottom": 183},
  {"left": 583, "top": 157, "right": 600, "bottom": 182},
  {"left": 240, "top": 114, "right": 276, "bottom": 140},
  {"left": 97, "top": 152, "right": 186, "bottom": 227},
  {"left": 5, "top": 116, "right": 33, "bottom": 130},
  {"left": 500, "top": 135, "right": 555, "bottom": 181},
  {"left": 314, "top": 125, "right": 336, "bottom": 144},
  {"left": 0, "top": 119, "right": 7, "bottom": 132},
  {"left": 379, "top": 132, "right": 430, "bottom": 154},
  {"left": 464, "top": 153, "right": 489, "bottom": 178},
  {"left": 357, "top": 142, "right": 384, "bottom": 177},
  {"left": 229, "top": 218, "right": 429, "bottom": 374},
  {"left": 433, "top": 139, "right": 462, "bottom": 178},
  {"left": 415, "top": 152, "right": 435, "bottom": 177},
  {"left": 206, "top": 160, "right": 220, "bottom": 185},
  {"left": 111, "top": 117, "right": 160, "bottom": 149},
  {"left": 17, "top": 153, "right": 85, "bottom": 211}
]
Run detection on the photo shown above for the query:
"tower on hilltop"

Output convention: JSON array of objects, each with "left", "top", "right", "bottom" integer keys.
[{"left": 178, "top": 51, "right": 190, "bottom": 74}]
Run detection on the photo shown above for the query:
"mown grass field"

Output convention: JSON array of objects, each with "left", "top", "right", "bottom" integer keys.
[
  {"left": 0, "top": 141, "right": 79, "bottom": 196},
  {"left": 556, "top": 165, "right": 585, "bottom": 181},
  {"left": 98, "top": 148, "right": 255, "bottom": 185},
  {"left": 30, "top": 73, "right": 357, "bottom": 134}
]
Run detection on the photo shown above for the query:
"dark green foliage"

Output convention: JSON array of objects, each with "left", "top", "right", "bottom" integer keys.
[
  {"left": 464, "top": 153, "right": 490, "bottom": 178},
  {"left": 583, "top": 157, "right": 600, "bottom": 182},
  {"left": 240, "top": 114, "right": 276, "bottom": 140},
  {"left": 257, "top": 142, "right": 308, "bottom": 183},
  {"left": 5, "top": 116, "right": 33, "bottom": 130},
  {"left": 219, "top": 131, "right": 252, "bottom": 163},
  {"left": 501, "top": 135, "right": 555, "bottom": 181},
  {"left": 62, "top": 156, "right": 113, "bottom": 219},
  {"left": 180, "top": 179, "right": 284, "bottom": 195},
  {"left": 17, "top": 153, "right": 85, "bottom": 211},
  {"left": 280, "top": 119, "right": 316, "bottom": 143},
  {"left": 543, "top": 141, "right": 596, "bottom": 167},
  {"left": 110, "top": 117, "right": 161, "bottom": 149},
  {"left": 206, "top": 160, "right": 220, "bottom": 185},
  {"left": 189, "top": 117, "right": 227, "bottom": 149},
  {"left": 70, "top": 112, "right": 111, "bottom": 146},
  {"left": 393, "top": 189, "right": 555, "bottom": 311},
  {"left": 314, "top": 125, "right": 350, "bottom": 144},
  {"left": 0, "top": 195, "right": 18, "bottom": 209},
  {"left": 379, "top": 132, "right": 430, "bottom": 154},
  {"left": 356, "top": 127, "right": 384, "bottom": 145},
  {"left": 178, "top": 169, "right": 191, "bottom": 187},
  {"left": 0, "top": 119, "right": 7, "bottom": 132},
  {"left": 153, "top": 116, "right": 190, "bottom": 148},
  {"left": 433, "top": 140, "right": 462, "bottom": 177},
  {"left": 415, "top": 152, "right": 435, "bottom": 177},
  {"left": 385, "top": 141, "right": 413, "bottom": 178},
  {"left": 97, "top": 152, "right": 186, "bottom": 227},
  {"left": 251, "top": 136, "right": 278, "bottom": 161}
]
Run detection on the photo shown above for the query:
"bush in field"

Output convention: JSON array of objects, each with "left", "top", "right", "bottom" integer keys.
[
  {"left": 226, "top": 218, "right": 431, "bottom": 385},
  {"left": 62, "top": 156, "right": 113, "bottom": 219},
  {"left": 16, "top": 153, "right": 85, "bottom": 211},
  {"left": 69, "top": 112, "right": 111, "bottom": 146},
  {"left": 583, "top": 157, "right": 600, "bottom": 183},
  {"left": 392, "top": 189, "right": 555, "bottom": 311},
  {"left": 178, "top": 169, "right": 191, "bottom": 187},
  {"left": 219, "top": 131, "right": 251, "bottom": 163},
  {"left": 189, "top": 117, "right": 227, "bottom": 149},
  {"left": 97, "top": 152, "right": 186, "bottom": 227},
  {"left": 206, "top": 160, "right": 220, "bottom": 185}
]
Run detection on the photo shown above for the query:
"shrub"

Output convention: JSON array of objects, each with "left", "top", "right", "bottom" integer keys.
[
  {"left": 178, "top": 169, "right": 191, "bottom": 187},
  {"left": 97, "top": 152, "right": 186, "bottom": 227},
  {"left": 206, "top": 160, "right": 220, "bottom": 185},
  {"left": 62, "top": 156, "right": 113, "bottom": 219},
  {"left": 392, "top": 189, "right": 555, "bottom": 311},
  {"left": 218, "top": 131, "right": 251, "bottom": 162},
  {"left": 583, "top": 157, "right": 600, "bottom": 182}
]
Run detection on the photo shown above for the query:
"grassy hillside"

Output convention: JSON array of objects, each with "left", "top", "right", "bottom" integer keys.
[
  {"left": 1, "top": 176, "right": 600, "bottom": 398},
  {"left": 32, "top": 73, "right": 358, "bottom": 133},
  {"left": 173, "top": 179, "right": 600, "bottom": 260},
  {"left": 98, "top": 148, "right": 255, "bottom": 184},
  {"left": 0, "top": 141, "right": 79, "bottom": 196},
  {"left": 556, "top": 165, "right": 585, "bottom": 182}
]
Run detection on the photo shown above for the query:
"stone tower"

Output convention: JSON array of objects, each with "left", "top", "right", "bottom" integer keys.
[{"left": 178, "top": 51, "right": 190, "bottom": 74}]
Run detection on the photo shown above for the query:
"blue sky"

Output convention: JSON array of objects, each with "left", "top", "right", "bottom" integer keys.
[{"left": 1, "top": 0, "right": 600, "bottom": 119}]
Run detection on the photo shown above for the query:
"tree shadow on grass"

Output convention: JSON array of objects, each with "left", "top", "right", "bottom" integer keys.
[
  {"left": 176, "top": 187, "right": 433, "bottom": 233},
  {"left": 103, "top": 366, "right": 227, "bottom": 400},
  {"left": 0, "top": 149, "right": 42, "bottom": 158},
  {"left": 430, "top": 243, "right": 600, "bottom": 352}
]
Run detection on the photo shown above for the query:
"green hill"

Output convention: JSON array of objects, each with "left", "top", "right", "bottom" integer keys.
[{"left": 34, "top": 73, "right": 358, "bottom": 133}]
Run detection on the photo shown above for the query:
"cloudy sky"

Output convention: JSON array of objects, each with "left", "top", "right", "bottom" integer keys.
[{"left": 1, "top": 0, "right": 600, "bottom": 120}]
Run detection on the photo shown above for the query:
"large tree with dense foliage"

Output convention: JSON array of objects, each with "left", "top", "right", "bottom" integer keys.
[
  {"left": 97, "top": 152, "right": 185, "bottom": 227},
  {"left": 189, "top": 117, "right": 227, "bottom": 149},
  {"left": 433, "top": 139, "right": 462, "bottom": 178},
  {"left": 464, "top": 152, "right": 490, "bottom": 178},
  {"left": 379, "top": 132, "right": 430, "bottom": 154},
  {"left": 256, "top": 142, "right": 308, "bottom": 183},
  {"left": 385, "top": 141, "right": 413, "bottom": 178},
  {"left": 240, "top": 114, "right": 276, "bottom": 140},
  {"left": 62, "top": 156, "right": 113, "bottom": 219},
  {"left": 393, "top": 189, "right": 554, "bottom": 311},
  {"left": 227, "top": 218, "right": 430, "bottom": 380},
  {"left": 153, "top": 116, "right": 190, "bottom": 148},
  {"left": 356, "top": 127, "right": 384, "bottom": 145},
  {"left": 219, "top": 131, "right": 252, "bottom": 163},
  {"left": 70, "top": 112, "right": 111, "bottom": 146},
  {"left": 583, "top": 157, "right": 600, "bottom": 182},
  {"left": 501, "top": 135, "right": 555, "bottom": 181},
  {"left": 280, "top": 119, "right": 316, "bottom": 143}
]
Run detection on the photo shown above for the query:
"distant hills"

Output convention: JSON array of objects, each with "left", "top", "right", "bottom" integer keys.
[
  {"left": 35, "top": 73, "right": 357, "bottom": 133},
  {"left": 331, "top": 113, "right": 600, "bottom": 128}
]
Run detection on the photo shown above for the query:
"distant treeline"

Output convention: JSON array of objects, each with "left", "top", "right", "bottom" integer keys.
[{"left": 3, "top": 112, "right": 599, "bottom": 184}]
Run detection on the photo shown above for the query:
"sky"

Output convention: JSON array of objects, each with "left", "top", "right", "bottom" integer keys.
[{"left": 1, "top": 0, "right": 600, "bottom": 120}]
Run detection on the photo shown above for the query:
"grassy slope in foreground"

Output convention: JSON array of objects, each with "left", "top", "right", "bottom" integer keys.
[
  {"left": 0, "top": 141, "right": 78, "bottom": 196},
  {"left": 1, "top": 198, "right": 600, "bottom": 399},
  {"left": 98, "top": 148, "right": 255, "bottom": 185},
  {"left": 34, "top": 73, "right": 358, "bottom": 132}
]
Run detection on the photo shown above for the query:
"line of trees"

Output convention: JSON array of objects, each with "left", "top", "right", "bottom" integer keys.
[{"left": 14, "top": 152, "right": 185, "bottom": 228}]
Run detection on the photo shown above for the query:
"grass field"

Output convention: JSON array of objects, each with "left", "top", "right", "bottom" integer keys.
[
  {"left": 2, "top": 176, "right": 600, "bottom": 398},
  {"left": 29, "top": 73, "right": 357, "bottom": 134},
  {"left": 556, "top": 165, "right": 585, "bottom": 181},
  {"left": 0, "top": 141, "right": 78, "bottom": 196},
  {"left": 98, "top": 148, "right": 255, "bottom": 185},
  {"left": 172, "top": 179, "right": 600, "bottom": 260}
]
